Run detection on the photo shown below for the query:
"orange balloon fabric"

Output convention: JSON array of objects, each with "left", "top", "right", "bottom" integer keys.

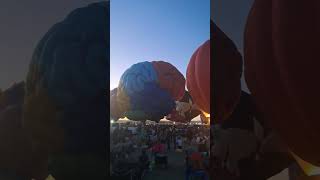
[
  {"left": 151, "top": 61, "right": 185, "bottom": 101},
  {"left": 212, "top": 21, "right": 243, "bottom": 123},
  {"left": 186, "top": 40, "right": 210, "bottom": 115},
  {"left": 245, "top": 0, "right": 320, "bottom": 166}
]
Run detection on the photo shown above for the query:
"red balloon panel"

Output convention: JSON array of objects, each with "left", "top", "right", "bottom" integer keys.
[
  {"left": 151, "top": 61, "right": 185, "bottom": 101},
  {"left": 186, "top": 40, "right": 210, "bottom": 114}
]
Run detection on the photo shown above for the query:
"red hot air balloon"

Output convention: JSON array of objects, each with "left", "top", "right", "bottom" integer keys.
[
  {"left": 187, "top": 40, "right": 210, "bottom": 115},
  {"left": 245, "top": 0, "right": 320, "bottom": 166},
  {"left": 212, "top": 21, "right": 243, "bottom": 123}
]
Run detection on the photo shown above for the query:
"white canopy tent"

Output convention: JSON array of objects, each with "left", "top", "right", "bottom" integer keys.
[
  {"left": 190, "top": 115, "right": 204, "bottom": 125},
  {"left": 116, "top": 117, "right": 132, "bottom": 123},
  {"left": 159, "top": 117, "right": 174, "bottom": 124}
]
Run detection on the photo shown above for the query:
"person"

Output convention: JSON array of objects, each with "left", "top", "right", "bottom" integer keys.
[
  {"left": 155, "top": 140, "right": 168, "bottom": 168},
  {"left": 176, "top": 136, "right": 183, "bottom": 150},
  {"left": 185, "top": 145, "right": 209, "bottom": 180},
  {"left": 187, "top": 128, "right": 193, "bottom": 142},
  {"left": 139, "top": 149, "right": 149, "bottom": 167},
  {"left": 166, "top": 130, "right": 171, "bottom": 151},
  {"left": 172, "top": 127, "right": 177, "bottom": 149},
  {"left": 190, "top": 151, "right": 205, "bottom": 171},
  {"left": 136, "top": 149, "right": 149, "bottom": 179}
]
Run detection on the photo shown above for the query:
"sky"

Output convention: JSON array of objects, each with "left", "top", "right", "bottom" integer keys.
[
  {"left": 110, "top": 0, "right": 210, "bottom": 90},
  {"left": 0, "top": 0, "right": 101, "bottom": 90},
  {"left": 213, "top": 0, "right": 254, "bottom": 93}
]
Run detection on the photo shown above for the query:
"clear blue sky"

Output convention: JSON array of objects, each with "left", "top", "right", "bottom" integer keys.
[{"left": 110, "top": 0, "right": 210, "bottom": 90}]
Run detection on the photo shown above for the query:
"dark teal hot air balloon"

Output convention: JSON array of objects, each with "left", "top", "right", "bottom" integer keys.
[{"left": 24, "top": 2, "right": 109, "bottom": 179}]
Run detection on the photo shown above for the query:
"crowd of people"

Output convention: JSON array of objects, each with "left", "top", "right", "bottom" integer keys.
[{"left": 110, "top": 122, "right": 210, "bottom": 180}]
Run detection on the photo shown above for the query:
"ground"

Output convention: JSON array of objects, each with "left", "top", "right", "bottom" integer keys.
[{"left": 144, "top": 149, "right": 186, "bottom": 180}]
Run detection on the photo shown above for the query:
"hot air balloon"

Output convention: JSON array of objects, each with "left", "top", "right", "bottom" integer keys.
[
  {"left": 211, "top": 21, "right": 243, "bottom": 123},
  {"left": 0, "top": 105, "right": 35, "bottom": 179},
  {"left": 0, "top": 82, "right": 25, "bottom": 111},
  {"left": 187, "top": 40, "right": 210, "bottom": 116},
  {"left": 166, "top": 109, "right": 185, "bottom": 123},
  {"left": 167, "top": 91, "right": 201, "bottom": 123},
  {"left": 244, "top": 0, "right": 320, "bottom": 168},
  {"left": 24, "top": 2, "right": 109, "bottom": 179},
  {"left": 176, "top": 91, "right": 193, "bottom": 116},
  {"left": 221, "top": 91, "right": 258, "bottom": 131},
  {"left": 110, "top": 88, "right": 124, "bottom": 120},
  {"left": 25, "top": 0, "right": 109, "bottom": 149},
  {"left": 115, "top": 61, "right": 185, "bottom": 122},
  {"left": 0, "top": 82, "right": 51, "bottom": 179}
]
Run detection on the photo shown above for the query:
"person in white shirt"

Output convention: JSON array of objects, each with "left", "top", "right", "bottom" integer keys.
[{"left": 196, "top": 136, "right": 201, "bottom": 144}]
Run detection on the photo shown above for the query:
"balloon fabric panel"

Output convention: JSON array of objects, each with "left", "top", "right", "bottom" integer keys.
[
  {"left": 129, "top": 82, "right": 175, "bottom": 120},
  {"left": 151, "top": 61, "right": 185, "bottom": 101},
  {"left": 119, "top": 61, "right": 158, "bottom": 96}
]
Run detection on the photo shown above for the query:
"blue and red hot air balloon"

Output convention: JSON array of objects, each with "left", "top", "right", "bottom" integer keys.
[{"left": 113, "top": 61, "right": 185, "bottom": 122}]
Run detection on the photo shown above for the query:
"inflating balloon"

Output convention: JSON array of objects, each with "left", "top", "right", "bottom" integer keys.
[
  {"left": 24, "top": 2, "right": 109, "bottom": 179},
  {"left": 222, "top": 91, "right": 257, "bottom": 132},
  {"left": 176, "top": 91, "right": 193, "bottom": 116},
  {"left": 115, "top": 61, "right": 185, "bottom": 122},
  {"left": 25, "top": 2, "right": 109, "bottom": 153},
  {"left": 110, "top": 88, "right": 124, "bottom": 120},
  {"left": 0, "top": 82, "right": 25, "bottom": 111},
  {"left": 166, "top": 109, "right": 185, "bottom": 123},
  {"left": 23, "top": 86, "right": 64, "bottom": 152},
  {"left": 244, "top": 0, "right": 320, "bottom": 167},
  {"left": 211, "top": 21, "right": 242, "bottom": 123},
  {"left": 0, "top": 107, "right": 36, "bottom": 179},
  {"left": 167, "top": 91, "right": 201, "bottom": 123},
  {"left": 187, "top": 40, "right": 210, "bottom": 116},
  {"left": 0, "top": 82, "right": 50, "bottom": 179}
]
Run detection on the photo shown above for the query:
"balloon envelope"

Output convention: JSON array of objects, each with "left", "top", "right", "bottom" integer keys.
[
  {"left": 110, "top": 88, "right": 124, "bottom": 120},
  {"left": 117, "top": 61, "right": 184, "bottom": 121},
  {"left": 245, "top": 0, "right": 320, "bottom": 166},
  {"left": 170, "top": 91, "right": 201, "bottom": 123},
  {"left": 212, "top": 21, "right": 242, "bottom": 123},
  {"left": 187, "top": 40, "right": 210, "bottom": 115},
  {"left": 25, "top": 2, "right": 109, "bottom": 154}
]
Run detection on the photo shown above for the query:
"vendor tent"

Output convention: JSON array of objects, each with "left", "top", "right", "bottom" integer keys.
[
  {"left": 159, "top": 117, "right": 174, "bottom": 124},
  {"left": 116, "top": 117, "right": 131, "bottom": 123}
]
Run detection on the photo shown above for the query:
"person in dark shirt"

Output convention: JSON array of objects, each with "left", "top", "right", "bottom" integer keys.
[{"left": 139, "top": 149, "right": 149, "bottom": 169}]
